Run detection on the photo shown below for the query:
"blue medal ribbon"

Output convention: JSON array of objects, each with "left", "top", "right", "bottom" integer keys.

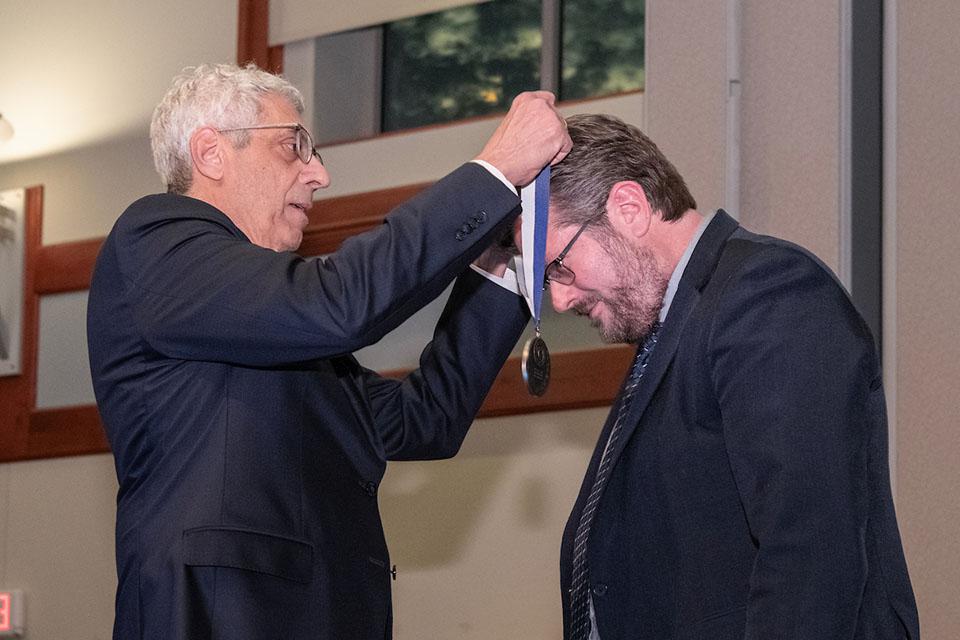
[
  {"left": 531, "top": 165, "right": 550, "bottom": 332},
  {"left": 520, "top": 164, "right": 552, "bottom": 396}
]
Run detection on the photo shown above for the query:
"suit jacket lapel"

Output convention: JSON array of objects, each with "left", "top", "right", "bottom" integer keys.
[
  {"left": 600, "top": 210, "right": 740, "bottom": 477},
  {"left": 562, "top": 211, "right": 742, "bottom": 578}
]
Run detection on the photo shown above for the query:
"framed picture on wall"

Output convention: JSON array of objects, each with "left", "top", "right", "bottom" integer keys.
[{"left": 0, "top": 187, "right": 25, "bottom": 376}]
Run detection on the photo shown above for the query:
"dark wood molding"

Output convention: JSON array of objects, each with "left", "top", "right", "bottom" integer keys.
[
  {"left": 237, "top": 0, "right": 279, "bottom": 72},
  {"left": 23, "top": 188, "right": 42, "bottom": 412},
  {"left": 28, "top": 405, "right": 108, "bottom": 459},
  {"left": 267, "top": 45, "right": 284, "bottom": 75},
  {"left": 6, "top": 347, "right": 630, "bottom": 462},
  {"left": 298, "top": 182, "right": 431, "bottom": 256},
  {"left": 35, "top": 237, "right": 104, "bottom": 295},
  {"left": 28, "top": 182, "right": 435, "bottom": 296},
  {"left": 475, "top": 347, "right": 634, "bottom": 418}
]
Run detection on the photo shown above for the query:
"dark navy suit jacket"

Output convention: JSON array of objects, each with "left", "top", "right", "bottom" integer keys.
[
  {"left": 87, "top": 164, "right": 529, "bottom": 639},
  {"left": 559, "top": 211, "right": 919, "bottom": 639}
]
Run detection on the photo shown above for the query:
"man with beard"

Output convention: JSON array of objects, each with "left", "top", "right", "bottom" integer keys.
[{"left": 538, "top": 114, "right": 919, "bottom": 639}]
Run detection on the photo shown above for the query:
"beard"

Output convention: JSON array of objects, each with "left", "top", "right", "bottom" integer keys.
[{"left": 573, "top": 231, "right": 668, "bottom": 344}]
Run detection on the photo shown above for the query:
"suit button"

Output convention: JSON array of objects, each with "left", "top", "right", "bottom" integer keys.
[
  {"left": 455, "top": 231, "right": 465, "bottom": 241},
  {"left": 592, "top": 583, "right": 608, "bottom": 597},
  {"left": 359, "top": 480, "right": 378, "bottom": 496},
  {"left": 460, "top": 223, "right": 473, "bottom": 234},
  {"left": 476, "top": 211, "right": 487, "bottom": 223}
]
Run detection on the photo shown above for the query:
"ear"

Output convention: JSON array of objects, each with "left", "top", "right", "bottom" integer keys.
[
  {"left": 189, "top": 127, "right": 225, "bottom": 182},
  {"left": 605, "top": 180, "right": 652, "bottom": 239}
]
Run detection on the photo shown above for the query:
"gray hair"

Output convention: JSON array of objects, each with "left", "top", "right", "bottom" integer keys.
[
  {"left": 551, "top": 114, "right": 696, "bottom": 231},
  {"left": 150, "top": 63, "right": 305, "bottom": 194}
]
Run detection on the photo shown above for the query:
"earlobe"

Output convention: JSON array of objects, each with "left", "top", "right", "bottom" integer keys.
[
  {"left": 190, "top": 127, "right": 224, "bottom": 181},
  {"left": 606, "top": 180, "right": 652, "bottom": 238},
  {"left": 511, "top": 215, "right": 524, "bottom": 250}
]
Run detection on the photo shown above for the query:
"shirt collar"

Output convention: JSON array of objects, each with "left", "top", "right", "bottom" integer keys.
[{"left": 659, "top": 210, "right": 715, "bottom": 323}]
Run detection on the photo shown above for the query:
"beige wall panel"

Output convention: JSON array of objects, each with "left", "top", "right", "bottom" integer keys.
[
  {"left": 0, "top": 464, "right": 8, "bottom": 581},
  {"left": 2, "top": 455, "right": 118, "bottom": 640},
  {"left": 645, "top": 0, "right": 729, "bottom": 216},
  {"left": 381, "top": 408, "right": 608, "bottom": 639},
  {"left": 739, "top": 1, "right": 842, "bottom": 271},
  {"left": 36, "top": 292, "right": 94, "bottom": 408},
  {"left": 0, "top": 134, "right": 157, "bottom": 243},
  {"left": 894, "top": 1, "right": 960, "bottom": 635},
  {"left": 318, "top": 93, "right": 642, "bottom": 199}
]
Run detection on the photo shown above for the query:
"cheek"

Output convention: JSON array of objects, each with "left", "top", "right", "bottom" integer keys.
[{"left": 573, "top": 258, "right": 613, "bottom": 294}]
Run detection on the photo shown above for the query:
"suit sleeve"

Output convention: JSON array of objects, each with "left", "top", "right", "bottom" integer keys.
[
  {"left": 707, "top": 246, "right": 879, "bottom": 638},
  {"left": 117, "top": 164, "right": 519, "bottom": 366},
  {"left": 359, "top": 268, "right": 529, "bottom": 460}
]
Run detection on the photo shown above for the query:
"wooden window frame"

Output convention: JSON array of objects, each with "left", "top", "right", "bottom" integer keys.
[{"left": 0, "top": 0, "right": 632, "bottom": 463}]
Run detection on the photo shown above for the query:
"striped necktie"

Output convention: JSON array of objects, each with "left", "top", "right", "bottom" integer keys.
[{"left": 568, "top": 322, "right": 662, "bottom": 640}]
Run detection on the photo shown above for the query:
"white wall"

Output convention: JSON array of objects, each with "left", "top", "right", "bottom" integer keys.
[
  {"left": 0, "top": 455, "right": 118, "bottom": 640},
  {"left": 382, "top": 408, "right": 608, "bottom": 639},
  {"left": 739, "top": 1, "right": 844, "bottom": 271},
  {"left": 892, "top": 1, "right": 960, "bottom": 636}
]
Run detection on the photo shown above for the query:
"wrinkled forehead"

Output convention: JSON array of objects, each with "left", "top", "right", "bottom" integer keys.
[{"left": 256, "top": 92, "right": 305, "bottom": 125}]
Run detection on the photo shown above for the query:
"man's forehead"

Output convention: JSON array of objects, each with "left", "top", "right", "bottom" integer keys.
[{"left": 258, "top": 93, "right": 304, "bottom": 125}]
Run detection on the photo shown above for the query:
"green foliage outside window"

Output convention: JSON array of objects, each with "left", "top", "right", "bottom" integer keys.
[
  {"left": 561, "top": 0, "right": 645, "bottom": 101},
  {"left": 382, "top": 0, "right": 542, "bottom": 131},
  {"left": 381, "top": 0, "right": 645, "bottom": 132}
]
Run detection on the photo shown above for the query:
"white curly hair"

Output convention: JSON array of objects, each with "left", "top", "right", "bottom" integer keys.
[{"left": 150, "top": 63, "right": 305, "bottom": 194}]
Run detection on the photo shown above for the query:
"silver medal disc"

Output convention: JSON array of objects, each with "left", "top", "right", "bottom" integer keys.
[{"left": 521, "top": 335, "right": 551, "bottom": 397}]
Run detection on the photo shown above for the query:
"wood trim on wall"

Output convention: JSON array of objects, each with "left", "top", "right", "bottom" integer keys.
[
  {"left": 28, "top": 405, "right": 108, "bottom": 459},
  {"left": 34, "top": 238, "right": 104, "bottom": 295},
  {"left": 298, "top": 182, "right": 430, "bottom": 256},
  {"left": 474, "top": 347, "right": 635, "bottom": 417},
  {"left": 19, "top": 350, "right": 633, "bottom": 462},
  {"left": 28, "top": 183, "right": 435, "bottom": 296},
  {"left": 238, "top": 0, "right": 276, "bottom": 72}
]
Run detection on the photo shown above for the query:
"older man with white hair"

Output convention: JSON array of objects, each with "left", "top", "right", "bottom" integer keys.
[{"left": 88, "top": 63, "right": 570, "bottom": 640}]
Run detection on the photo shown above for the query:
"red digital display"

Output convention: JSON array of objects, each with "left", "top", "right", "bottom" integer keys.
[{"left": 0, "top": 592, "right": 10, "bottom": 632}]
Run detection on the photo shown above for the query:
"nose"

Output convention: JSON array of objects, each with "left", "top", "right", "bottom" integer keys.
[
  {"left": 302, "top": 155, "right": 331, "bottom": 189},
  {"left": 549, "top": 281, "right": 577, "bottom": 313}
]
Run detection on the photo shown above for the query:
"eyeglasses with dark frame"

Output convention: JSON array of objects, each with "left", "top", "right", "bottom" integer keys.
[
  {"left": 216, "top": 123, "right": 324, "bottom": 165},
  {"left": 543, "top": 221, "right": 590, "bottom": 291}
]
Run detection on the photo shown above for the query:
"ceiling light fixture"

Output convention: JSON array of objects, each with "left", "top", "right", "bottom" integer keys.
[{"left": 0, "top": 113, "right": 14, "bottom": 143}]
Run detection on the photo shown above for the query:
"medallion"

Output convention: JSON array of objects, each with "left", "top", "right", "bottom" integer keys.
[{"left": 521, "top": 333, "right": 551, "bottom": 396}]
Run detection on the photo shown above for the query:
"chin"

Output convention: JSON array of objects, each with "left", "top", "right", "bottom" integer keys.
[
  {"left": 597, "top": 314, "right": 657, "bottom": 345},
  {"left": 274, "top": 229, "right": 303, "bottom": 252}
]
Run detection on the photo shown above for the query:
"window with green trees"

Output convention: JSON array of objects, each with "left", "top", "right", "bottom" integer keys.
[
  {"left": 560, "top": 0, "right": 645, "bottom": 101},
  {"left": 381, "top": 0, "right": 644, "bottom": 132}
]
